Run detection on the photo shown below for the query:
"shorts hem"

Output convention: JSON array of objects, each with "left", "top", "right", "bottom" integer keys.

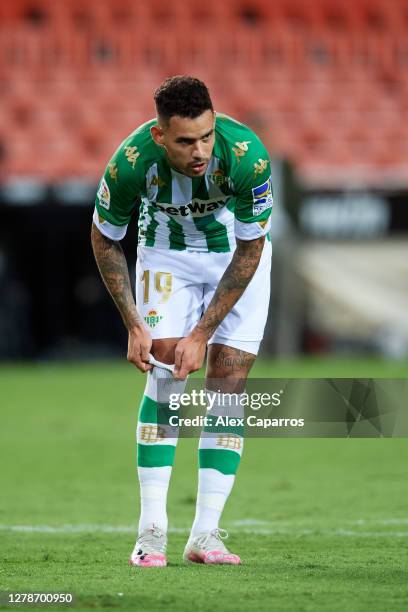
[
  {"left": 208, "top": 336, "right": 263, "bottom": 343},
  {"left": 208, "top": 337, "right": 262, "bottom": 356}
]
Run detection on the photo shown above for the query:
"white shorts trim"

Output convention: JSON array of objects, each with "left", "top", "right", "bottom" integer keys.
[{"left": 207, "top": 337, "right": 261, "bottom": 356}]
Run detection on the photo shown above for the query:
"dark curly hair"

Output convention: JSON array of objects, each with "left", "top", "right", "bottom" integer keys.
[{"left": 154, "top": 76, "right": 213, "bottom": 124}]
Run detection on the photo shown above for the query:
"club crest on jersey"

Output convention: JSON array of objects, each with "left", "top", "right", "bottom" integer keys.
[
  {"left": 97, "top": 178, "right": 110, "bottom": 210},
  {"left": 144, "top": 309, "right": 163, "bottom": 329},
  {"left": 208, "top": 169, "right": 230, "bottom": 187},
  {"left": 252, "top": 176, "right": 273, "bottom": 216}
]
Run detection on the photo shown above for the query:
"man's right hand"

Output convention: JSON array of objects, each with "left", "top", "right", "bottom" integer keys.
[{"left": 127, "top": 324, "right": 153, "bottom": 373}]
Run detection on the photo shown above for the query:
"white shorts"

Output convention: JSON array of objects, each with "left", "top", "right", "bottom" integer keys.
[{"left": 135, "top": 240, "right": 272, "bottom": 356}]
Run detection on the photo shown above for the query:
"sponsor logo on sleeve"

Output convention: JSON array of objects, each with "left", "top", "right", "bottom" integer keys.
[
  {"left": 252, "top": 176, "right": 273, "bottom": 216},
  {"left": 97, "top": 178, "right": 111, "bottom": 210}
]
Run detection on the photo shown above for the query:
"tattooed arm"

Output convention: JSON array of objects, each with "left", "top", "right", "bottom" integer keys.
[
  {"left": 174, "top": 235, "right": 265, "bottom": 378},
  {"left": 91, "top": 223, "right": 152, "bottom": 372},
  {"left": 196, "top": 235, "right": 265, "bottom": 338}
]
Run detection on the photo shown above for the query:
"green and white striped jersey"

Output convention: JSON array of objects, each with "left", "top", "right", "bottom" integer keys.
[{"left": 93, "top": 113, "right": 273, "bottom": 252}]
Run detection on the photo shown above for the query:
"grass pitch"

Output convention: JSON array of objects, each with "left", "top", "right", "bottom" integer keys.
[{"left": 1, "top": 359, "right": 408, "bottom": 611}]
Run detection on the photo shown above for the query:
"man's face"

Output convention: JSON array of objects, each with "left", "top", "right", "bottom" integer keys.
[{"left": 151, "top": 110, "right": 216, "bottom": 178}]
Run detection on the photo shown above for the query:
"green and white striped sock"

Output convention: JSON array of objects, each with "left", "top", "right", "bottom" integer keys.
[
  {"left": 191, "top": 390, "right": 244, "bottom": 536},
  {"left": 137, "top": 367, "right": 186, "bottom": 534}
]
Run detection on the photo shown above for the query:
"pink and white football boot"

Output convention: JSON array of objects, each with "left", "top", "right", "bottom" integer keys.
[
  {"left": 129, "top": 525, "right": 167, "bottom": 567},
  {"left": 183, "top": 528, "right": 241, "bottom": 565}
]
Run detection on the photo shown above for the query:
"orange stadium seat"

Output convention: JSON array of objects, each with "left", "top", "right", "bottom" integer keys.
[
  {"left": 0, "top": 0, "right": 406, "bottom": 183},
  {"left": 0, "top": 0, "right": 57, "bottom": 25}
]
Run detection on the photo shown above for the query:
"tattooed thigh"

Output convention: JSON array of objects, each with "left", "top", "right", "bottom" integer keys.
[{"left": 206, "top": 343, "right": 256, "bottom": 392}]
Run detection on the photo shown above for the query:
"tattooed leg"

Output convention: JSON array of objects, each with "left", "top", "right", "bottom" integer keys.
[
  {"left": 206, "top": 343, "right": 256, "bottom": 393},
  {"left": 190, "top": 343, "right": 254, "bottom": 539}
]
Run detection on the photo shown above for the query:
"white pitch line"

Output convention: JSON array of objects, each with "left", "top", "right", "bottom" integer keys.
[
  {"left": 1, "top": 522, "right": 408, "bottom": 537},
  {"left": 335, "top": 529, "right": 408, "bottom": 538}
]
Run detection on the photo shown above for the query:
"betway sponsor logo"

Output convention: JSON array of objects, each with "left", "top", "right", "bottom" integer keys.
[{"left": 153, "top": 197, "right": 229, "bottom": 217}]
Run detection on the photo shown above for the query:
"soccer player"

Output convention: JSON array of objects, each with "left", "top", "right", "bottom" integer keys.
[{"left": 91, "top": 76, "right": 273, "bottom": 567}]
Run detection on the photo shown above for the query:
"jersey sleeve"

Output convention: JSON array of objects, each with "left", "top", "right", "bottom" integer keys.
[
  {"left": 93, "top": 140, "right": 143, "bottom": 241},
  {"left": 231, "top": 140, "right": 273, "bottom": 241}
]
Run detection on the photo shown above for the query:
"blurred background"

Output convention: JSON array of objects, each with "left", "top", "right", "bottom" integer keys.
[{"left": 1, "top": 0, "right": 407, "bottom": 362}]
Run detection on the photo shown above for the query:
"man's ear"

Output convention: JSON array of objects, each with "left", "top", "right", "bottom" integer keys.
[{"left": 151, "top": 125, "right": 164, "bottom": 146}]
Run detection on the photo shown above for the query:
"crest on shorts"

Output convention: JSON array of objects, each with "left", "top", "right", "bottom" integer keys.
[
  {"left": 144, "top": 309, "right": 163, "bottom": 329},
  {"left": 252, "top": 176, "right": 273, "bottom": 216}
]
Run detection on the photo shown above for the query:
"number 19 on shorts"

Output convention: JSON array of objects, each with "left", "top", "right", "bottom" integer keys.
[{"left": 141, "top": 270, "right": 173, "bottom": 304}]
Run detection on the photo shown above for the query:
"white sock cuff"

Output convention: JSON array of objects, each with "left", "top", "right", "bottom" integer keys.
[{"left": 145, "top": 366, "right": 188, "bottom": 402}]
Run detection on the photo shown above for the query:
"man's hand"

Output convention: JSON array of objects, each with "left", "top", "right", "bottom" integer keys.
[
  {"left": 173, "top": 330, "right": 207, "bottom": 380},
  {"left": 127, "top": 324, "right": 153, "bottom": 373}
]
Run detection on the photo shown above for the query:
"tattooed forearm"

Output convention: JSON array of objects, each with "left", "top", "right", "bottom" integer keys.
[
  {"left": 91, "top": 223, "right": 143, "bottom": 331},
  {"left": 195, "top": 236, "right": 265, "bottom": 339}
]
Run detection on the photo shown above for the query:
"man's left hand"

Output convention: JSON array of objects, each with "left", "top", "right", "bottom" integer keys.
[{"left": 173, "top": 330, "right": 207, "bottom": 379}]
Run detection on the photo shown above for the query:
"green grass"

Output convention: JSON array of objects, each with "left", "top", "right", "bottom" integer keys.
[{"left": 1, "top": 359, "right": 408, "bottom": 611}]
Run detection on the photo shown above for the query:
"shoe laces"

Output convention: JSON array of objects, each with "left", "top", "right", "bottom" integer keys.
[
  {"left": 136, "top": 525, "right": 167, "bottom": 555},
  {"left": 194, "top": 528, "right": 229, "bottom": 552}
]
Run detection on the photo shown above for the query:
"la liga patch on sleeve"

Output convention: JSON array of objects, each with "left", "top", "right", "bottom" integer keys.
[
  {"left": 97, "top": 178, "right": 111, "bottom": 210},
  {"left": 252, "top": 176, "right": 273, "bottom": 216}
]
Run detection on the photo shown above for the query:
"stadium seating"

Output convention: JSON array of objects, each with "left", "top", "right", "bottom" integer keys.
[{"left": 0, "top": 0, "right": 407, "bottom": 184}]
